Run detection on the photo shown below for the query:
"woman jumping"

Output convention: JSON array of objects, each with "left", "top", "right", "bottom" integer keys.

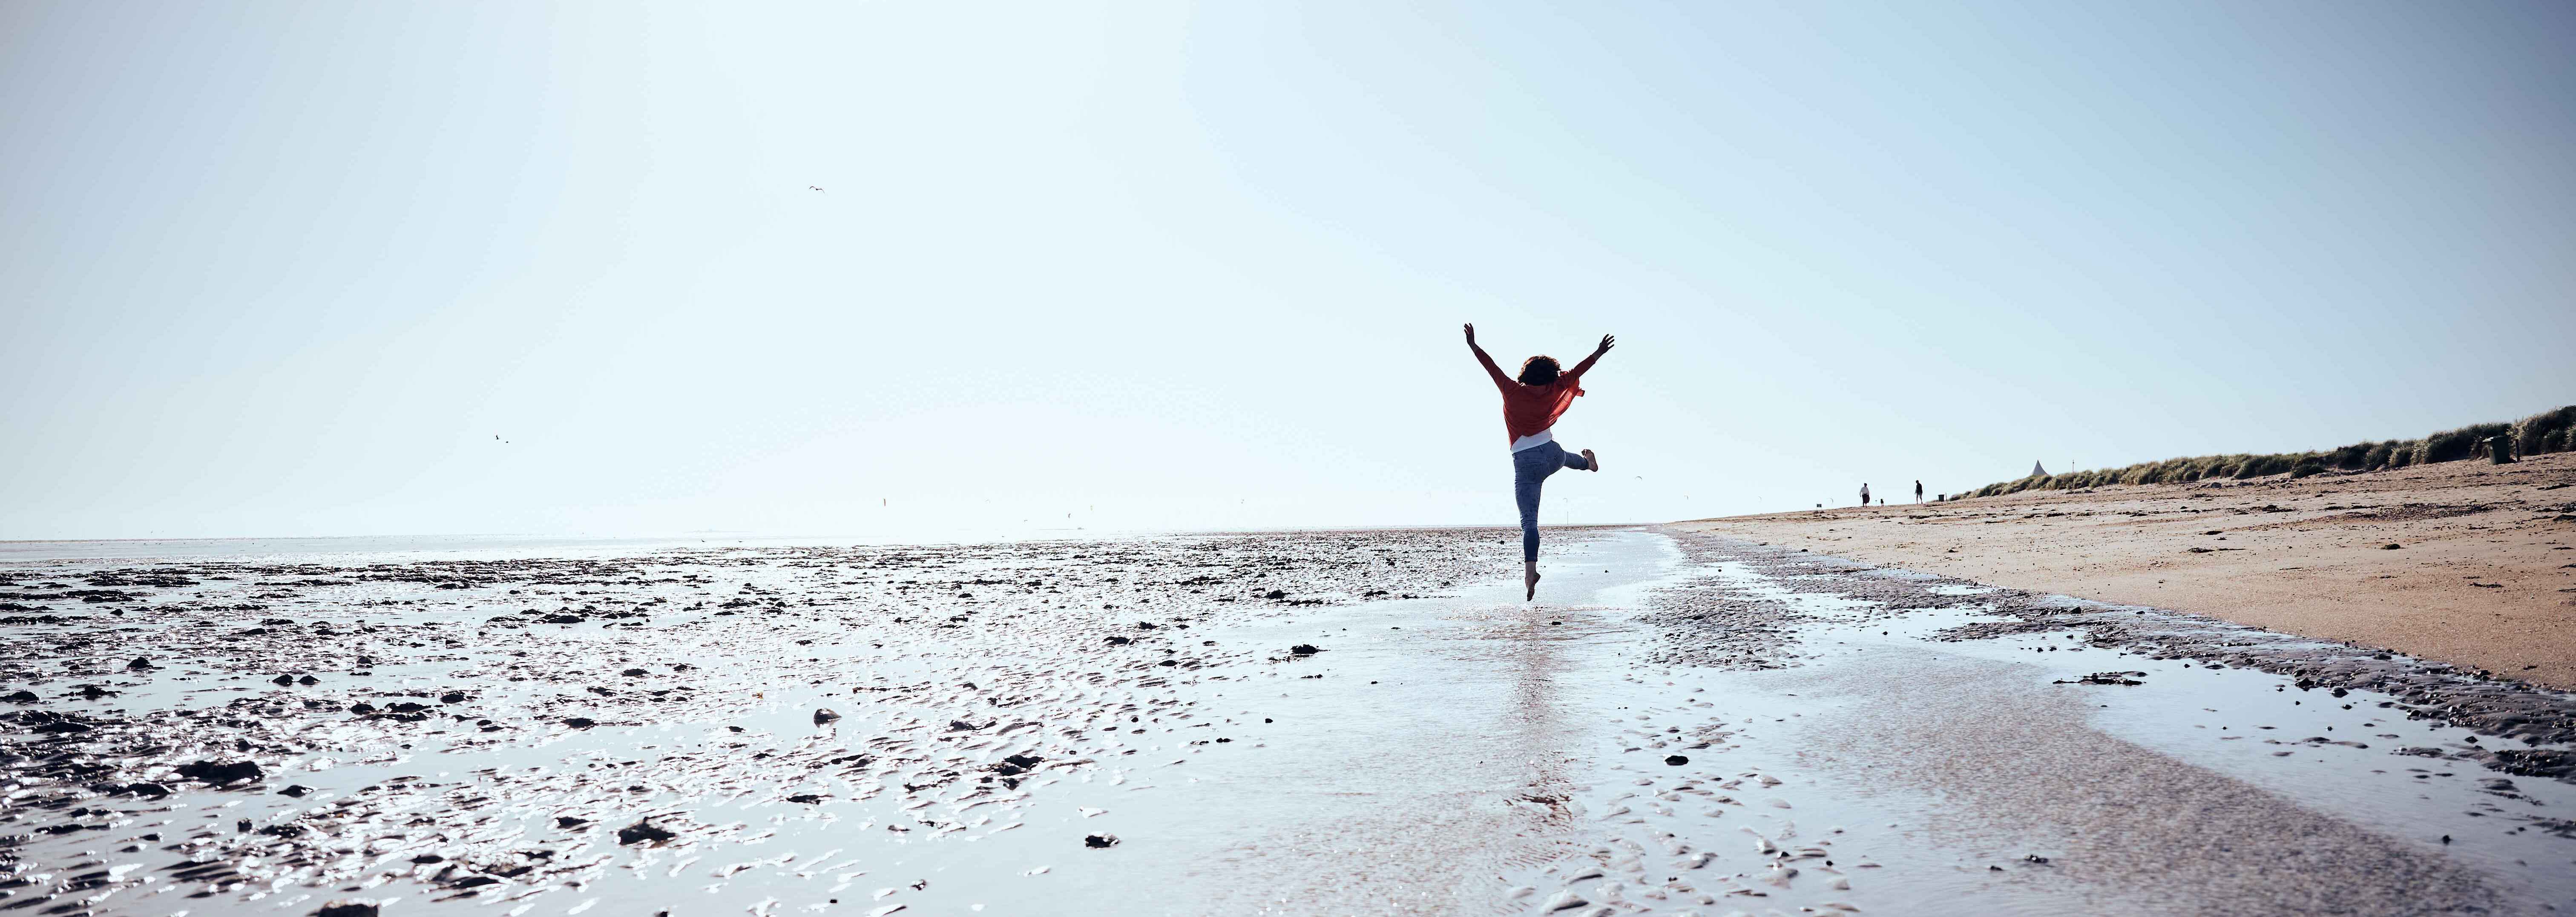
[{"left": 1464, "top": 323, "right": 1614, "bottom": 600}]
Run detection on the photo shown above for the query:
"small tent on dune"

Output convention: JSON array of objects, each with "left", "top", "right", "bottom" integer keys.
[{"left": 2030, "top": 460, "right": 2049, "bottom": 477}]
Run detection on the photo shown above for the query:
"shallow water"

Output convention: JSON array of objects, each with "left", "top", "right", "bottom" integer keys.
[{"left": 3, "top": 528, "right": 2571, "bottom": 915}]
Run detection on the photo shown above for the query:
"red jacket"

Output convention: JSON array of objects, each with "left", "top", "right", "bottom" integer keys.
[{"left": 1475, "top": 349, "right": 1586, "bottom": 444}]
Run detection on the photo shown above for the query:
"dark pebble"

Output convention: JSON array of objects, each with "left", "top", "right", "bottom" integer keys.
[
  {"left": 1085, "top": 834, "right": 1120, "bottom": 848},
  {"left": 177, "top": 759, "right": 263, "bottom": 784},
  {"left": 1664, "top": 755, "right": 1688, "bottom": 766},
  {"left": 618, "top": 818, "right": 677, "bottom": 845}
]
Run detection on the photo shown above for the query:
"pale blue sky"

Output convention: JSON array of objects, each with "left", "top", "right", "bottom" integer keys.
[{"left": 4, "top": 1, "right": 2570, "bottom": 540}]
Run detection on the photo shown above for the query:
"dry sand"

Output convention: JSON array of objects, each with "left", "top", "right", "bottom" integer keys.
[{"left": 1678, "top": 450, "right": 2576, "bottom": 689}]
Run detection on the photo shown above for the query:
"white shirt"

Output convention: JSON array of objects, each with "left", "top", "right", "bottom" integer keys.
[{"left": 1509, "top": 428, "right": 1555, "bottom": 454}]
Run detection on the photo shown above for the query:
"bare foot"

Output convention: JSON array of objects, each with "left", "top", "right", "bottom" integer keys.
[
  {"left": 1582, "top": 448, "right": 1599, "bottom": 472},
  {"left": 1525, "top": 567, "right": 1541, "bottom": 601}
]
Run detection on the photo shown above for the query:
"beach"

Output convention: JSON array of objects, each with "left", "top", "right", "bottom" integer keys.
[
  {"left": 4, "top": 524, "right": 2573, "bottom": 914},
  {"left": 1678, "top": 449, "right": 2576, "bottom": 691},
  {"left": 10, "top": 0, "right": 2575, "bottom": 912}
]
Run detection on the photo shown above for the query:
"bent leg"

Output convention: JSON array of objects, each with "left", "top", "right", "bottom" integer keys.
[{"left": 1562, "top": 448, "right": 1590, "bottom": 471}]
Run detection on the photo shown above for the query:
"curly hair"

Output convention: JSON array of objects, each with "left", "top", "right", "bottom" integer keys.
[{"left": 1516, "top": 356, "right": 1561, "bottom": 386}]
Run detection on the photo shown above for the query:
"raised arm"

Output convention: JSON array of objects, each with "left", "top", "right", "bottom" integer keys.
[
  {"left": 1566, "top": 333, "right": 1616, "bottom": 379},
  {"left": 1465, "top": 323, "right": 1510, "bottom": 387}
]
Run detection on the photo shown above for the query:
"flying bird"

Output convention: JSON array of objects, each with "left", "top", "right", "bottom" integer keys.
[{"left": 808, "top": 186, "right": 825, "bottom": 192}]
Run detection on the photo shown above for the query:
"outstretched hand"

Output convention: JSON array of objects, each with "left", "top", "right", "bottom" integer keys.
[
  {"left": 1563, "top": 332, "right": 1616, "bottom": 379},
  {"left": 1463, "top": 323, "right": 1477, "bottom": 345}
]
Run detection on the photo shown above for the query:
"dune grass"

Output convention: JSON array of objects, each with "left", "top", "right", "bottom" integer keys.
[{"left": 1958, "top": 404, "right": 2576, "bottom": 499}]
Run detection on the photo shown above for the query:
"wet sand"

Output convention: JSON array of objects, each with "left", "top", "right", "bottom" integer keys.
[
  {"left": 3, "top": 528, "right": 2572, "bottom": 914},
  {"left": 1676, "top": 450, "right": 2576, "bottom": 689}
]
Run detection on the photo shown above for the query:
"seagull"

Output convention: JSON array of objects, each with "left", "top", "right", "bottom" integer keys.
[{"left": 808, "top": 186, "right": 825, "bottom": 192}]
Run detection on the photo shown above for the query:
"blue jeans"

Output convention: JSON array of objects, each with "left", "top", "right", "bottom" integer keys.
[{"left": 1513, "top": 441, "right": 1588, "bottom": 563}]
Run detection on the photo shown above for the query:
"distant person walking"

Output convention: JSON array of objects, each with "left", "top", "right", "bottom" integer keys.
[
  {"left": 1465, "top": 324, "right": 1613, "bottom": 601},
  {"left": 1860, "top": 483, "right": 1870, "bottom": 506},
  {"left": 1915, "top": 480, "right": 1923, "bottom": 503}
]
